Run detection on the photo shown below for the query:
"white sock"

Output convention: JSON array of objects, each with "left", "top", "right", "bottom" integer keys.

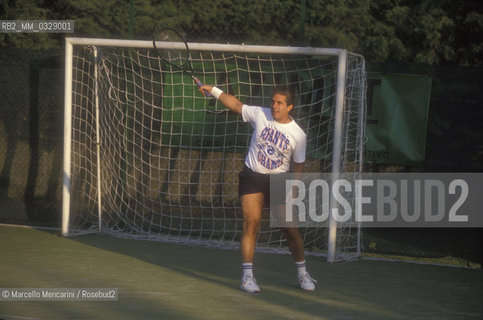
[
  {"left": 295, "top": 260, "right": 307, "bottom": 276},
  {"left": 242, "top": 263, "right": 253, "bottom": 277}
]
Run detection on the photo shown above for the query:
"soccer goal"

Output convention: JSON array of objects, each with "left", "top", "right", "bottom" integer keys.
[{"left": 62, "top": 37, "right": 366, "bottom": 262}]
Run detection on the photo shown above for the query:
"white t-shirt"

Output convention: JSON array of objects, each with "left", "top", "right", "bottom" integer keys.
[{"left": 242, "top": 105, "right": 306, "bottom": 174}]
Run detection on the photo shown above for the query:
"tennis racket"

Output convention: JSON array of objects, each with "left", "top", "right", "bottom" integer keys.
[{"left": 152, "top": 27, "right": 211, "bottom": 97}]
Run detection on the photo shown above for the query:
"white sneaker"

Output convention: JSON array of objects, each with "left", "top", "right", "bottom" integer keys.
[
  {"left": 240, "top": 274, "right": 260, "bottom": 293},
  {"left": 298, "top": 272, "right": 317, "bottom": 291}
]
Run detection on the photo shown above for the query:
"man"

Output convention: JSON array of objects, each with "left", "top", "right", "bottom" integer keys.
[{"left": 199, "top": 84, "right": 316, "bottom": 293}]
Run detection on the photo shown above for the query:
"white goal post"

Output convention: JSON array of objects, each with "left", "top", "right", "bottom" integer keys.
[{"left": 62, "top": 37, "right": 366, "bottom": 262}]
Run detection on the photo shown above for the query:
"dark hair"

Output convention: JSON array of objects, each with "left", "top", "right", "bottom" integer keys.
[{"left": 272, "top": 86, "right": 295, "bottom": 106}]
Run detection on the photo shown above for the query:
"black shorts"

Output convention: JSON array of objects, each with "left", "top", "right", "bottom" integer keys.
[{"left": 238, "top": 165, "right": 270, "bottom": 206}]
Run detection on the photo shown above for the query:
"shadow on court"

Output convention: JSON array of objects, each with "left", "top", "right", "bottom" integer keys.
[{"left": 1, "top": 226, "right": 483, "bottom": 320}]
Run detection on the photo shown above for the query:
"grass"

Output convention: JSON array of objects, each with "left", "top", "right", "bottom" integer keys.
[{"left": 0, "top": 225, "right": 482, "bottom": 319}]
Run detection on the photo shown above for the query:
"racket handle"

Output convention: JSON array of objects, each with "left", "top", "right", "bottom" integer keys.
[{"left": 193, "top": 77, "right": 212, "bottom": 97}]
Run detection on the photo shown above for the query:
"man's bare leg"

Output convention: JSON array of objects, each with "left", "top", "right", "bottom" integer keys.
[
  {"left": 239, "top": 192, "right": 264, "bottom": 292},
  {"left": 281, "top": 227, "right": 305, "bottom": 262},
  {"left": 240, "top": 192, "right": 264, "bottom": 263},
  {"left": 281, "top": 227, "right": 317, "bottom": 291}
]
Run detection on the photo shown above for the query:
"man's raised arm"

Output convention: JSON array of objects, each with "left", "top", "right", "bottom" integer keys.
[{"left": 199, "top": 85, "right": 244, "bottom": 115}]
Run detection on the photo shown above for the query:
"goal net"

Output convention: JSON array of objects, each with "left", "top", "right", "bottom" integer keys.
[{"left": 62, "top": 38, "right": 366, "bottom": 261}]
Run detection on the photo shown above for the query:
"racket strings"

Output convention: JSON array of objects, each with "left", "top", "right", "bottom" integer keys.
[
  {"left": 156, "top": 47, "right": 189, "bottom": 65},
  {"left": 153, "top": 28, "right": 190, "bottom": 68}
]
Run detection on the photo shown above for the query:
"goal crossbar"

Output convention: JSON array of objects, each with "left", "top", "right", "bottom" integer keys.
[{"left": 65, "top": 37, "right": 345, "bottom": 56}]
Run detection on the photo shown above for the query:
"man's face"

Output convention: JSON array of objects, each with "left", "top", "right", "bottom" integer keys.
[{"left": 271, "top": 93, "right": 293, "bottom": 123}]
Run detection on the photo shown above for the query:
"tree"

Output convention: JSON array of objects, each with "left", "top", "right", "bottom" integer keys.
[
  {"left": 0, "top": 0, "right": 58, "bottom": 49},
  {"left": 0, "top": 0, "right": 481, "bottom": 66}
]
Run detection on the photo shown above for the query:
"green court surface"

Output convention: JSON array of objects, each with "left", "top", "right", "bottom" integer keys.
[{"left": 0, "top": 225, "right": 482, "bottom": 320}]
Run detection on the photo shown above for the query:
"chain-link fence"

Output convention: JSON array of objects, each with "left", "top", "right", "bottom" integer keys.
[
  {"left": 361, "top": 64, "right": 483, "bottom": 267},
  {"left": 0, "top": 48, "right": 481, "bottom": 266},
  {"left": 0, "top": 49, "right": 64, "bottom": 225}
]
